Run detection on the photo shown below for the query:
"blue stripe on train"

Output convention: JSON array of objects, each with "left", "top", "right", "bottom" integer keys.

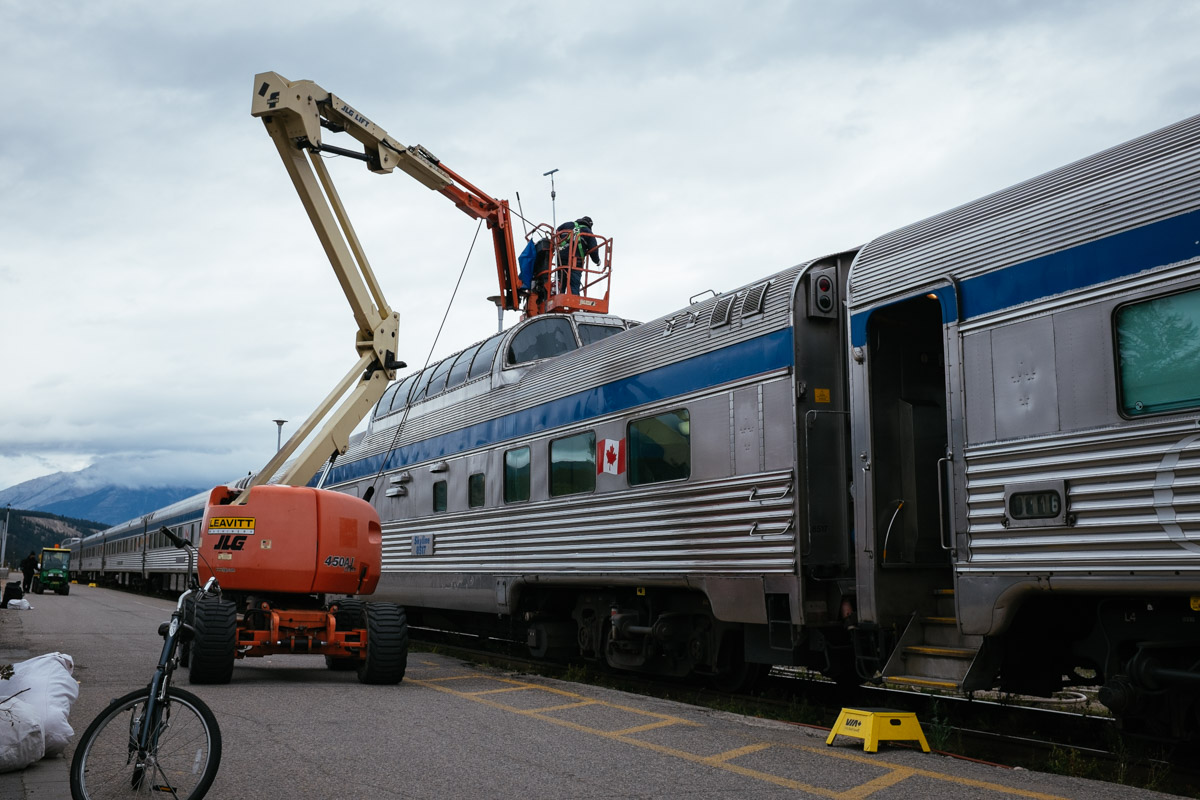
[
  {"left": 324, "top": 326, "right": 796, "bottom": 486},
  {"left": 850, "top": 206, "right": 1200, "bottom": 346}
]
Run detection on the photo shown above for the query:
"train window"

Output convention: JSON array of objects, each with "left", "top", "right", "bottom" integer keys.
[
  {"left": 627, "top": 409, "right": 691, "bottom": 486},
  {"left": 504, "top": 446, "right": 531, "bottom": 503},
  {"left": 425, "top": 357, "right": 456, "bottom": 398},
  {"left": 577, "top": 323, "right": 623, "bottom": 347},
  {"left": 1116, "top": 288, "right": 1200, "bottom": 416},
  {"left": 389, "top": 373, "right": 419, "bottom": 412},
  {"left": 408, "top": 366, "right": 438, "bottom": 404},
  {"left": 550, "top": 431, "right": 596, "bottom": 496},
  {"left": 375, "top": 382, "right": 403, "bottom": 419},
  {"left": 433, "top": 480, "right": 448, "bottom": 513},
  {"left": 446, "top": 343, "right": 483, "bottom": 390},
  {"left": 468, "top": 334, "right": 504, "bottom": 380},
  {"left": 469, "top": 473, "right": 485, "bottom": 508},
  {"left": 507, "top": 317, "right": 577, "bottom": 366}
]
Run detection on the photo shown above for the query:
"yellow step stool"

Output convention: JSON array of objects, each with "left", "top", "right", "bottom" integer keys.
[{"left": 825, "top": 707, "right": 930, "bottom": 753}]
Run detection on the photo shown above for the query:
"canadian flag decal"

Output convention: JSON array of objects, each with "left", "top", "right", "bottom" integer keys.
[{"left": 598, "top": 438, "right": 626, "bottom": 475}]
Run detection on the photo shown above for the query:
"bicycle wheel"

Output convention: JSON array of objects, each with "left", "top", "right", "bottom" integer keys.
[{"left": 70, "top": 687, "right": 221, "bottom": 800}]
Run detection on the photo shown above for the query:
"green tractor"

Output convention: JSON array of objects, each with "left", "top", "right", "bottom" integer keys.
[{"left": 32, "top": 547, "right": 71, "bottom": 595}]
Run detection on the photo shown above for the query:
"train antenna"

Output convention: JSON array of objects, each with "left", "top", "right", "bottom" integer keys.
[{"left": 543, "top": 168, "right": 559, "bottom": 229}]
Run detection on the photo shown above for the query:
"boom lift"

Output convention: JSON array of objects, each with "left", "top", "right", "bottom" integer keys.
[{"left": 185, "top": 72, "right": 613, "bottom": 686}]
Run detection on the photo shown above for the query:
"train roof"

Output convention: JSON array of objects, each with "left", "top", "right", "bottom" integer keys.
[
  {"left": 335, "top": 260, "right": 816, "bottom": 482},
  {"left": 849, "top": 113, "right": 1200, "bottom": 316}
]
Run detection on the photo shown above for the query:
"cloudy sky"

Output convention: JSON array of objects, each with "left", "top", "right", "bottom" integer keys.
[{"left": 2, "top": 1, "right": 1198, "bottom": 492}]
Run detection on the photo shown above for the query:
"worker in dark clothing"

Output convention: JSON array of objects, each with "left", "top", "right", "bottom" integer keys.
[
  {"left": 20, "top": 551, "right": 37, "bottom": 593},
  {"left": 556, "top": 216, "right": 600, "bottom": 295}
]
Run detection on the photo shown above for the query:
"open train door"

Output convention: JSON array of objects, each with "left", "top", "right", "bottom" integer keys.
[{"left": 847, "top": 284, "right": 970, "bottom": 686}]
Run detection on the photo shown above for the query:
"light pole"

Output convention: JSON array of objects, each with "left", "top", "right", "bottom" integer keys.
[
  {"left": 1, "top": 503, "right": 10, "bottom": 569},
  {"left": 273, "top": 419, "right": 288, "bottom": 452}
]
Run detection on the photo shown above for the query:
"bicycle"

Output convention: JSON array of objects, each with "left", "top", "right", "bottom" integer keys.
[{"left": 70, "top": 527, "right": 222, "bottom": 800}]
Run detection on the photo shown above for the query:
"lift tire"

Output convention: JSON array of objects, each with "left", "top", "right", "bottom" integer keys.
[
  {"left": 189, "top": 596, "right": 237, "bottom": 685},
  {"left": 325, "top": 598, "right": 364, "bottom": 671},
  {"left": 57, "top": 584, "right": 69, "bottom": 596},
  {"left": 32, "top": 578, "right": 43, "bottom": 595},
  {"left": 357, "top": 602, "right": 409, "bottom": 685}
]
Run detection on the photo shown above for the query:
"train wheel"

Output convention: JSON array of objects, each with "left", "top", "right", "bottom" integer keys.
[
  {"left": 188, "top": 596, "right": 237, "bottom": 685},
  {"left": 325, "top": 599, "right": 364, "bottom": 671},
  {"left": 707, "top": 632, "right": 766, "bottom": 693},
  {"left": 357, "top": 602, "right": 409, "bottom": 685}
]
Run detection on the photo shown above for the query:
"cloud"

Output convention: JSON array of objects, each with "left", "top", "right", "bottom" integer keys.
[{"left": 2, "top": 0, "right": 1199, "bottom": 490}]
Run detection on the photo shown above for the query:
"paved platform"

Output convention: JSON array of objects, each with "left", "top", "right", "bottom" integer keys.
[{"left": 1, "top": 585, "right": 1186, "bottom": 799}]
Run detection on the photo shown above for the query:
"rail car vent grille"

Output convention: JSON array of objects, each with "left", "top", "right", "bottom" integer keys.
[
  {"left": 710, "top": 296, "right": 735, "bottom": 328},
  {"left": 740, "top": 282, "right": 769, "bottom": 317}
]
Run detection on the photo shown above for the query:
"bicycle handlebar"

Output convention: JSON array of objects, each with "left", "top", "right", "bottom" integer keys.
[{"left": 160, "top": 525, "right": 188, "bottom": 549}]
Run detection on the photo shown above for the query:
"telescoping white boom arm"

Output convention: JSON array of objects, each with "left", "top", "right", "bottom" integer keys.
[{"left": 235, "top": 71, "right": 434, "bottom": 501}]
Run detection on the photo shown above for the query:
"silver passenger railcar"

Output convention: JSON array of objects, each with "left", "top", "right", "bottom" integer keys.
[
  {"left": 326, "top": 277, "right": 852, "bottom": 685},
  {"left": 848, "top": 114, "right": 1200, "bottom": 737},
  {"left": 73, "top": 491, "right": 209, "bottom": 593}
]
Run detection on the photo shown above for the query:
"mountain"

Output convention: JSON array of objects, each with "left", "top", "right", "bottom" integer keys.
[
  {"left": 1, "top": 509, "right": 107, "bottom": 568},
  {"left": 0, "top": 468, "right": 209, "bottom": 527}
]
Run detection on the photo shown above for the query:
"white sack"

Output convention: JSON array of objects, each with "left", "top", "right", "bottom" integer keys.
[
  {"left": 0, "top": 694, "right": 46, "bottom": 772},
  {"left": 7, "top": 599, "right": 31, "bottom": 610},
  {"left": 8, "top": 652, "right": 78, "bottom": 756}
]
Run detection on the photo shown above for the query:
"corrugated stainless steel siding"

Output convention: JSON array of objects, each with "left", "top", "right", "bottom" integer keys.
[
  {"left": 344, "top": 263, "right": 808, "bottom": 467},
  {"left": 849, "top": 114, "right": 1200, "bottom": 310},
  {"left": 962, "top": 421, "right": 1200, "bottom": 573},
  {"left": 381, "top": 470, "right": 796, "bottom": 575}
]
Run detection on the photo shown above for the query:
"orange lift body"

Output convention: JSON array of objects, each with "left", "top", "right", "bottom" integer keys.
[{"left": 199, "top": 485, "right": 382, "bottom": 659}]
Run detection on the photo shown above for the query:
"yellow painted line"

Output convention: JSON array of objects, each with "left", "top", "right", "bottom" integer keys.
[
  {"left": 837, "top": 766, "right": 914, "bottom": 799},
  {"left": 524, "top": 700, "right": 600, "bottom": 713},
  {"left": 409, "top": 674, "right": 1074, "bottom": 800},
  {"left": 799, "top": 745, "right": 1072, "bottom": 800},
  {"left": 609, "top": 717, "right": 693, "bottom": 736},
  {"left": 465, "top": 685, "right": 542, "bottom": 697},
  {"left": 705, "top": 742, "right": 774, "bottom": 763}
]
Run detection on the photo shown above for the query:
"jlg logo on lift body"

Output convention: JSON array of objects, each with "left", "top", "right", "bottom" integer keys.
[
  {"left": 213, "top": 534, "right": 249, "bottom": 551},
  {"left": 209, "top": 518, "right": 254, "bottom": 551}
]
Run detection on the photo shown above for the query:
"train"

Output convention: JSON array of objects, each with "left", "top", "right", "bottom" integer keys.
[{"left": 72, "top": 113, "right": 1200, "bottom": 740}]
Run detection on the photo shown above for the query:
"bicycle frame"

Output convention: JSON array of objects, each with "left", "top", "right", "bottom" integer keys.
[{"left": 128, "top": 528, "right": 218, "bottom": 776}]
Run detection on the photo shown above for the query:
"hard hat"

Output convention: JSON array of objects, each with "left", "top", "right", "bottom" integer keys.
[{"left": 578, "top": 216, "right": 593, "bottom": 227}]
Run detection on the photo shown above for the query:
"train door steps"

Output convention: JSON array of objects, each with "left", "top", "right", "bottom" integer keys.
[
  {"left": 825, "top": 707, "right": 931, "bottom": 753},
  {"left": 881, "top": 589, "right": 990, "bottom": 694}
]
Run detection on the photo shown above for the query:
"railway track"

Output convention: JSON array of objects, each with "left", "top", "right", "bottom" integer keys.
[{"left": 408, "top": 626, "right": 1197, "bottom": 796}]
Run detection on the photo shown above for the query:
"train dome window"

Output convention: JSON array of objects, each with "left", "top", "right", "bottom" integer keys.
[
  {"left": 374, "top": 381, "right": 403, "bottom": 419},
  {"left": 409, "top": 364, "right": 440, "bottom": 404},
  {"left": 507, "top": 317, "right": 577, "bottom": 366},
  {"left": 424, "top": 356, "right": 456, "bottom": 398},
  {"left": 577, "top": 323, "right": 623, "bottom": 347},
  {"left": 390, "top": 372, "right": 420, "bottom": 412},
  {"left": 550, "top": 431, "right": 596, "bottom": 497},
  {"left": 627, "top": 409, "right": 691, "bottom": 486},
  {"left": 446, "top": 342, "right": 483, "bottom": 390},
  {"left": 1115, "top": 288, "right": 1200, "bottom": 416},
  {"left": 468, "top": 333, "right": 504, "bottom": 380}
]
